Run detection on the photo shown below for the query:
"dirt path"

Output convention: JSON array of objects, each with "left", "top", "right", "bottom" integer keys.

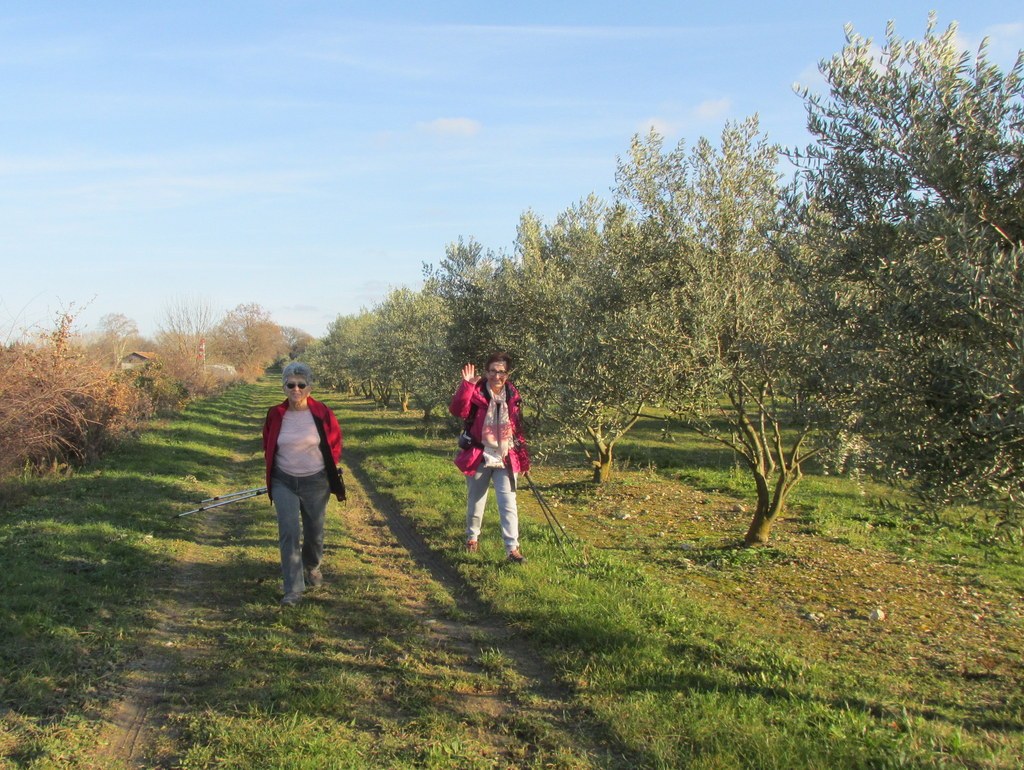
[
  {"left": 339, "top": 454, "right": 584, "bottom": 730},
  {"left": 86, "top": 502, "right": 238, "bottom": 769},
  {"left": 84, "top": 454, "right": 603, "bottom": 768}
]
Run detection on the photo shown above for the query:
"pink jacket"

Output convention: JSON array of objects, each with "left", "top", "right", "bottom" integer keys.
[
  {"left": 262, "top": 397, "right": 345, "bottom": 502},
  {"left": 449, "top": 379, "right": 530, "bottom": 475}
]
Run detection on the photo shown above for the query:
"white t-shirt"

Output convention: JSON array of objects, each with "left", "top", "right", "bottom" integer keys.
[{"left": 275, "top": 409, "right": 323, "bottom": 476}]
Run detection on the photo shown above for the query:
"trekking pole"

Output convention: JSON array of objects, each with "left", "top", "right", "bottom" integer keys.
[
  {"left": 177, "top": 486, "right": 268, "bottom": 517},
  {"left": 522, "top": 472, "right": 572, "bottom": 551}
]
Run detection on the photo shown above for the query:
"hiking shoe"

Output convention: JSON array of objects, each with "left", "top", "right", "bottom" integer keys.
[
  {"left": 465, "top": 540, "right": 479, "bottom": 553},
  {"left": 306, "top": 567, "right": 323, "bottom": 587},
  {"left": 507, "top": 549, "right": 526, "bottom": 564},
  {"left": 280, "top": 592, "right": 302, "bottom": 607}
]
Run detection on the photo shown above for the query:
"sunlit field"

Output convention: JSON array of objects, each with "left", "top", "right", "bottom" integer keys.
[{"left": 1, "top": 381, "right": 1021, "bottom": 768}]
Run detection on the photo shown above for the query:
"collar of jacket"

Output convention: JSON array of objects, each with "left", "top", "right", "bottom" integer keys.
[{"left": 269, "top": 395, "right": 331, "bottom": 419}]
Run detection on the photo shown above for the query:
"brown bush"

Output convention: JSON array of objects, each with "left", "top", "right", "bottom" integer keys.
[
  {"left": 0, "top": 312, "right": 153, "bottom": 478},
  {"left": 126, "top": 359, "right": 190, "bottom": 415}
]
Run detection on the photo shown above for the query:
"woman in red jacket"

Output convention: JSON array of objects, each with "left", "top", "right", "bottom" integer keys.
[
  {"left": 449, "top": 352, "right": 529, "bottom": 563},
  {"left": 262, "top": 362, "right": 345, "bottom": 606}
]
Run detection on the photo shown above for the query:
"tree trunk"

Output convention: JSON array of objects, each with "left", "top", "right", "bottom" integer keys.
[
  {"left": 744, "top": 469, "right": 774, "bottom": 544},
  {"left": 744, "top": 507, "right": 774, "bottom": 545},
  {"left": 743, "top": 463, "right": 801, "bottom": 545},
  {"left": 591, "top": 441, "right": 613, "bottom": 483}
]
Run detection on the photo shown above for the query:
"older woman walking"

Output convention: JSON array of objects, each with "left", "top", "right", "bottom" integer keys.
[
  {"left": 449, "top": 352, "right": 530, "bottom": 563},
  {"left": 262, "top": 362, "right": 345, "bottom": 606}
]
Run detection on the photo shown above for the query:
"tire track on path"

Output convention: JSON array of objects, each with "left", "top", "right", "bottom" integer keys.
[
  {"left": 87, "top": 509, "right": 235, "bottom": 769},
  {"left": 338, "top": 451, "right": 625, "bottom": 766}
]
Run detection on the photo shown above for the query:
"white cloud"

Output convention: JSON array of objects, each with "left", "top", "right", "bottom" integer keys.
[
  {"left": 793, "top": 61, "right": 828, "bottom": 97},
  {"left": 416, "top": 117, "right": 483, "bottom": 138},
  {"left": 638, "top": 96, "right": 733, "bottom": 139},
  {"left": 693, "top": 97, "right": 732, "bottom": 122},
  {"left": 637, "top": 117, "right": 676, "bottom": 137}
]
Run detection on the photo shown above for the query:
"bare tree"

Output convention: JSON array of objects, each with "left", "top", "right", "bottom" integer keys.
[
  {"left": 280, "top": 326, "right": 315, "bottom": 361},
  {"left": 208, "top": 302, "right": 286, "bottom": 379},
  {"left": 155, "top": 295, "right": 217, "bottom": 384},
  {"left": 96, "top": 313, "right": 140, "bottom": 370}
]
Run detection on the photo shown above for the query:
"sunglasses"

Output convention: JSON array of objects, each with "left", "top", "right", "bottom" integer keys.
[{"left": 285, "top": 382, "right": 308, "bottom": 390}]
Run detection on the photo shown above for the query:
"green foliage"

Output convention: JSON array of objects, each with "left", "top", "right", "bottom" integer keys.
[
  {"left": 367, "top": 286, "right": 455, "bottom": 418},
  {"left": 127, "top": 359, "right": 189, "bottom": 415},
  {"left": 500, "top": 198, "right": 659, "bottom": 482},
  {"left": 425, "top": 236, "right": 506, "bottom": 367},
  {"left": 617, "top": 118, "right": 833, "bottom": 541},
  {"left": 305, "top": 310, "right": 375, "bottom": 394},
  {"left": 796, "top": 15, "right": 1024, "bottom": 509}
]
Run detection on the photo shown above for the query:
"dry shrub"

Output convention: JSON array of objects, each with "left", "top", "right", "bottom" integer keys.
[
  {"left": 0, "top": 312, "right": 153, "bottom": 478},
  {"left": 184, "top": 367, "right": 237, "bottom": 399},
  {"left": 126, "top": 360, "right": 190, "bottom": 415}
]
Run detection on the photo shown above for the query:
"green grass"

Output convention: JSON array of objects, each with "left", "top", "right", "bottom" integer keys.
[
  {"left": 1, "top": 381, "right": 1021, "bottom": 768},
  {"left": 341, "top": 397, "right": 1024, "bottom": 769}
]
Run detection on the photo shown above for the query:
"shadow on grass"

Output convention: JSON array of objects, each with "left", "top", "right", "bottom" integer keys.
[
  {"left": 0, "top": 384, "right": 272, "bottom": 719},
  {"left": 0, "top": 472, "right": 184, "bottom": 717},
  {"left": 337, "top": 441, "right": 657, "bottom": 769}
]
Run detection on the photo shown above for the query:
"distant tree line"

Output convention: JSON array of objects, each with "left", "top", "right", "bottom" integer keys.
[
  {"left": 307, "top": 18, "right": 1024, "bottom": 544},
  {"left": 0, "top": 299, "right": 312, "bottom": 480}
]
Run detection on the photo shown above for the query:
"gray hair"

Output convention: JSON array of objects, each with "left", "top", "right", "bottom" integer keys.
[{"left": 281, "top": 361, "right": 314, "bottom": 385}]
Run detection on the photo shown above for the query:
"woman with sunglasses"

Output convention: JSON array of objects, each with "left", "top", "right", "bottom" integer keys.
[
  {"left": 450, "top": 351, "right": 530, "bottom": 563},
  {"left": 262, "top": 362, "right": 345, "bottom": 606}
]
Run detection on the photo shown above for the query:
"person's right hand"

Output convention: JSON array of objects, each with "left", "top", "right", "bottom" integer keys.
[{"left": 461, "top": 363, "right": 480, "bottom": 383}]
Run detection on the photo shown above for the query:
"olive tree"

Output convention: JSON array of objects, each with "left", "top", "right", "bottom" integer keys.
[
  {"left": 618, "top": 118, "right": 834, "bottom": 543},
  {"left": 498, "top": 198, "right": 660, "bottom": 483},
  {"left": 424, "top": 237, "right": 505, "bottom": 368},
  {"left": 307, "top": 311, "right": 375, "bottom": 394},
  {"left": 367, "top": 286, "right": 454, "bottom": 419},
  {"left": 795, "top": 16, "right": 1024, "bottom": 508}
]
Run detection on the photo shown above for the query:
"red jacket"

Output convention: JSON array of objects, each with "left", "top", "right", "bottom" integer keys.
[
  {"left": 262, "top": 397, "right": 345, "bottom": 501},
  {"left": 449, "top": 379, "right": 530, "bottom": 475}
]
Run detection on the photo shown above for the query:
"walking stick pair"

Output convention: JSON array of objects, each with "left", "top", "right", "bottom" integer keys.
[
  {"left": 522, "top": 472, "right": 573, "bottom": 551},
  {"left": 177, "top": 486, "right": 268, "bottom": 517}
]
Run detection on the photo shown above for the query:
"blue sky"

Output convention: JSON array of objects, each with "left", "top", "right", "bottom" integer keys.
[{"left": 2, "top": 1, "right": 1021, "bottom": 341}]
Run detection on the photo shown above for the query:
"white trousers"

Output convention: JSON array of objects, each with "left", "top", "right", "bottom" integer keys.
[{"left": 465, "top": 465, "right": 519, "bottom": 552}]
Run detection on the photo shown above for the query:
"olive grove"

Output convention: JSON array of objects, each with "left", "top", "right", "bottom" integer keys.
[{"left": 315, "top": 17, "right": 1022, "bottom": 542}]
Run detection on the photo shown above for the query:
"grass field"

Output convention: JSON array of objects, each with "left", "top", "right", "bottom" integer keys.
[{"left": 1, "top": 380, "right": 1021, "bottom": 768}]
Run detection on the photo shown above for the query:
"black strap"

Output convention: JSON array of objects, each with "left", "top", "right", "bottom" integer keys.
[{"left": 313, "top": 414, "right": 347, "bottom": 501}]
